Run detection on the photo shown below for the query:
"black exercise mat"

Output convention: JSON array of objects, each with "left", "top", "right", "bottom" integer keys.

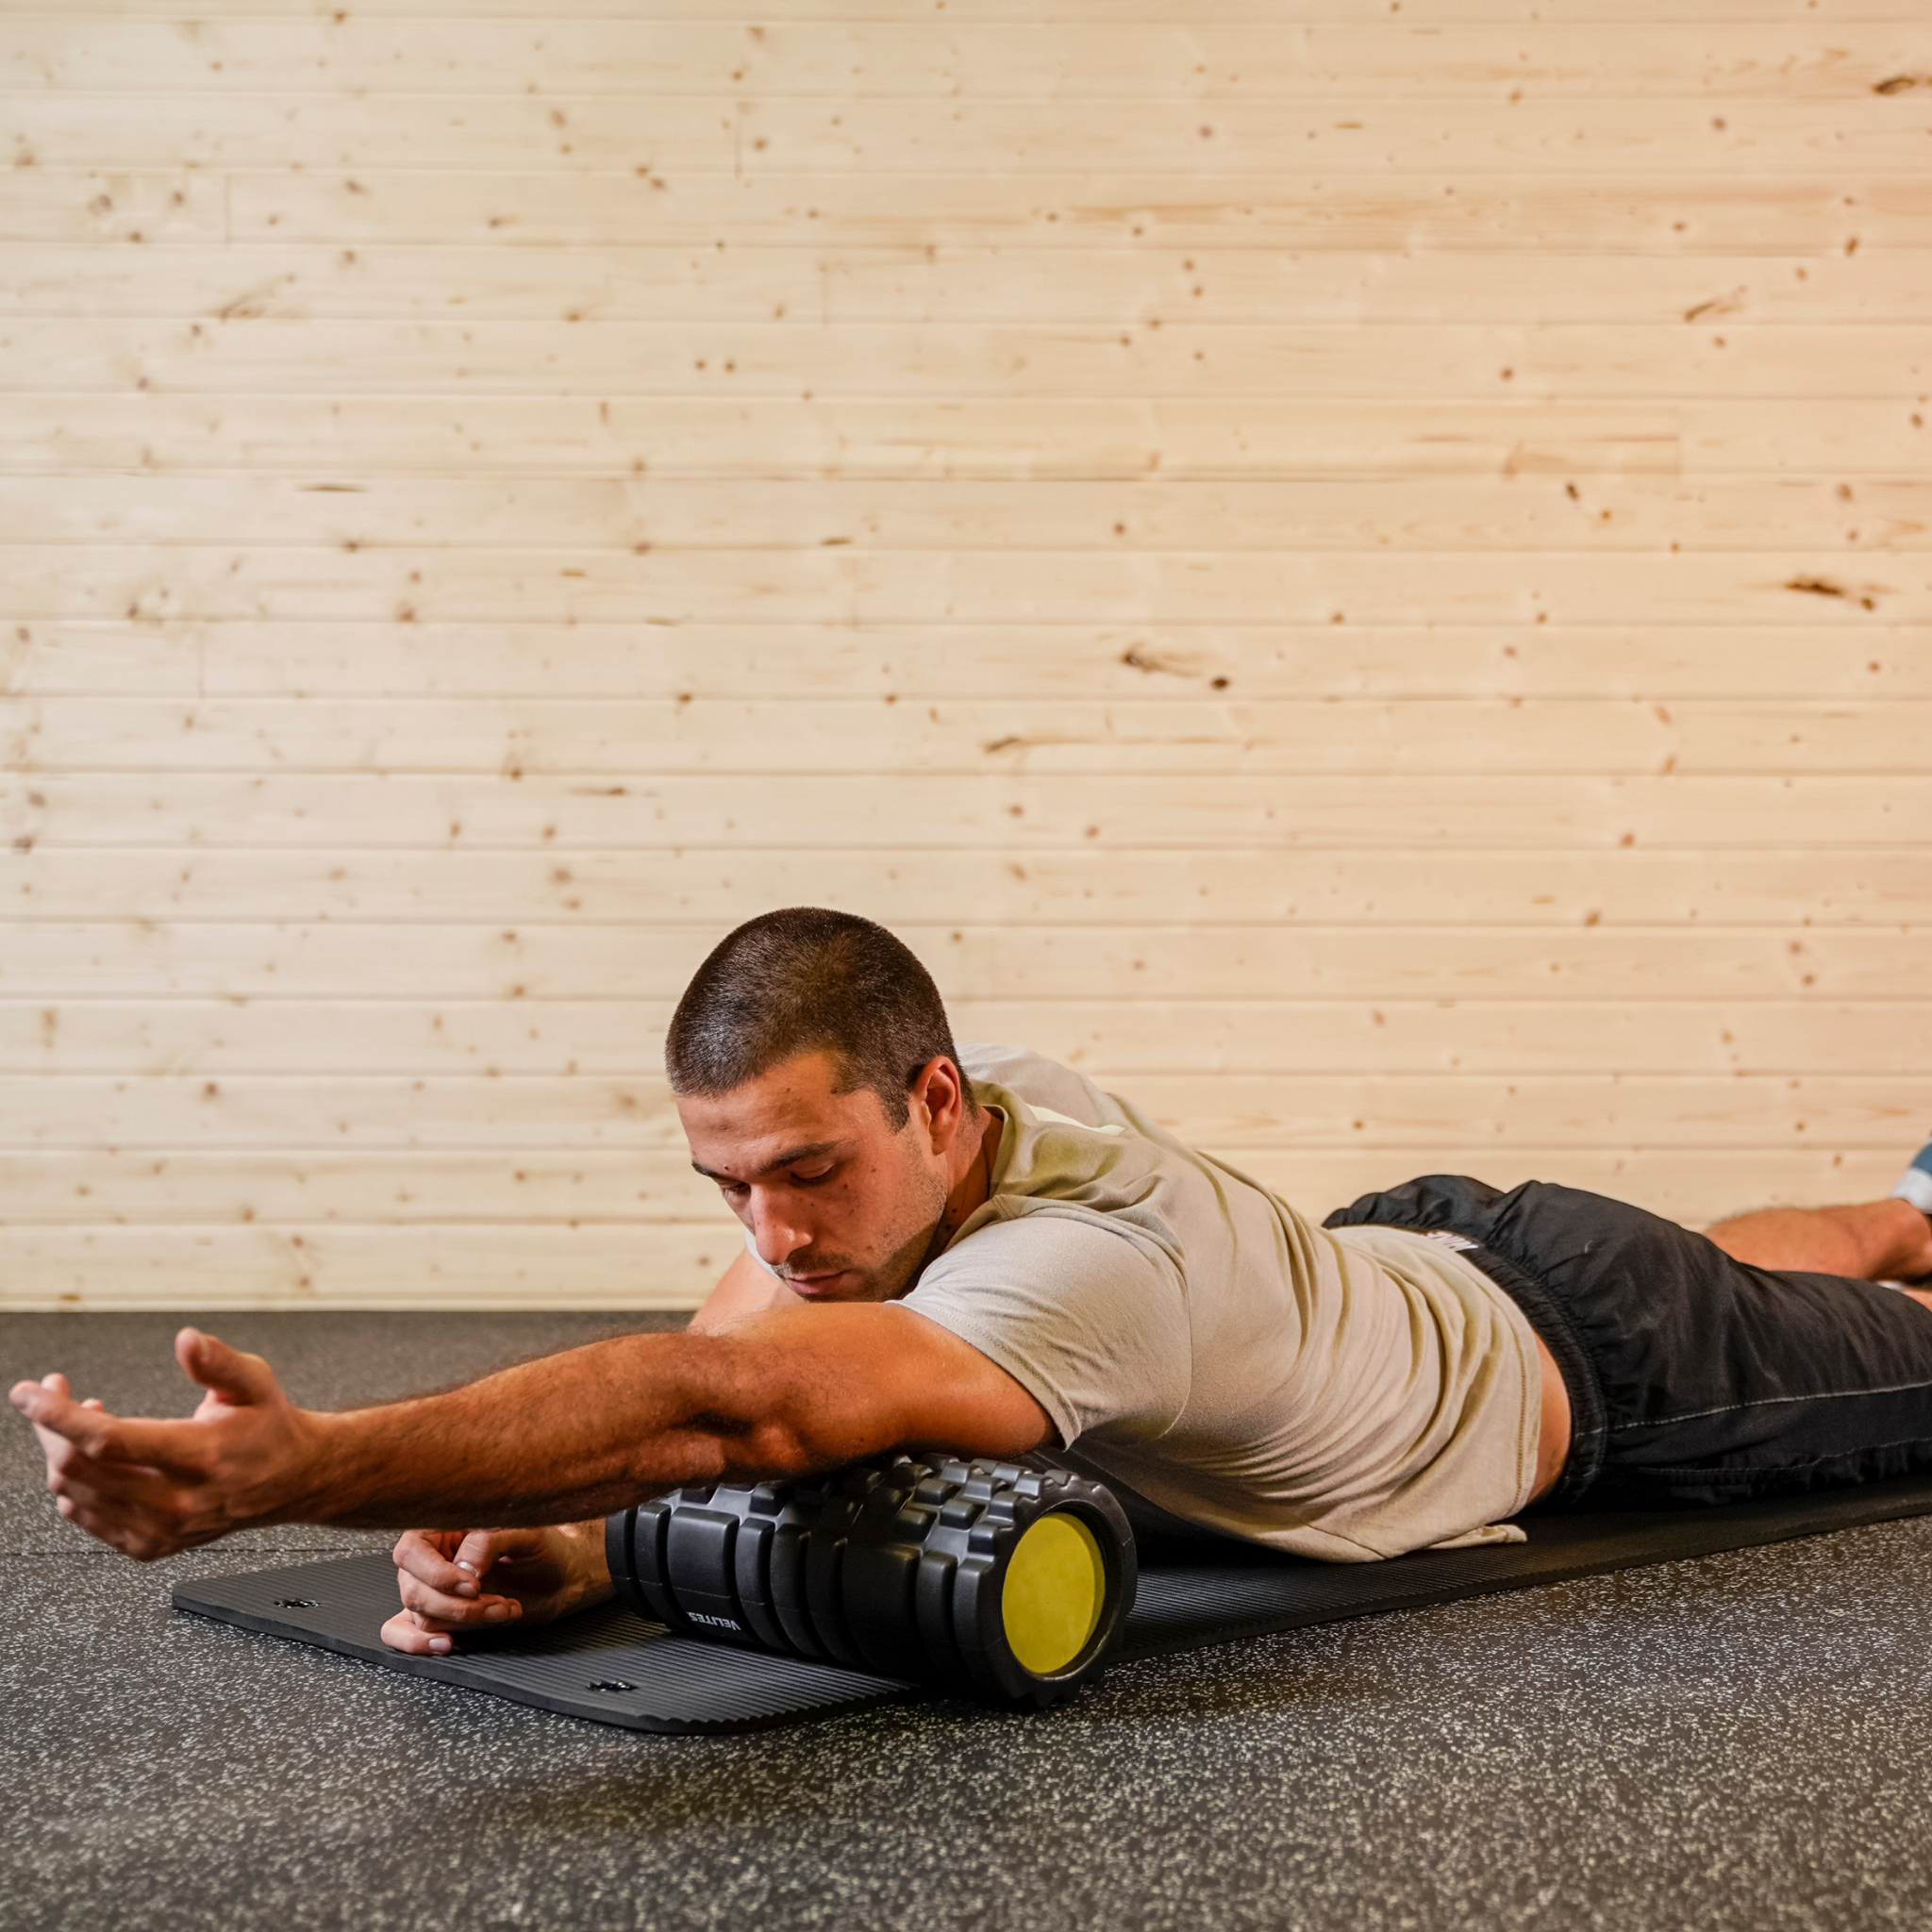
[
  {"left": 175, "top": 1552, "right": 908, "bottom": 1734},
  {"left": 174, "top": 1471, "right": 1932, "bottom": 1735}
]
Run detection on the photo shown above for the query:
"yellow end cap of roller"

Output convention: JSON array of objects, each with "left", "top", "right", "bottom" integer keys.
[{"left": 1001, "top": 1510, "right": 1107, "bottom": 1676}]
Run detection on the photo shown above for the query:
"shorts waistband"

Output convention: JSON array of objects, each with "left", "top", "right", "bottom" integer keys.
[{"left": 1458, "top": 1238, "right": 1607, "bottom": 1507}]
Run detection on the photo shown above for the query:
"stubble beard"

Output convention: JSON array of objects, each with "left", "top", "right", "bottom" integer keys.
[{"left": 815, "top": 1164, "right": 952, "bottom": 1305}]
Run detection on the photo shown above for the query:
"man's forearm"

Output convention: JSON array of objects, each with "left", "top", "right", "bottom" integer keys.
[{"left": 295, "top": 1330, "right": 808, "bottom": 1531}]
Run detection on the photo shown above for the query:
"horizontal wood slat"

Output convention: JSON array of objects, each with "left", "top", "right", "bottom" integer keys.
[
  {"left": 10, "top": 98, "right": 1932, "bottom": 175},
  {"left": 4, "top": 545, "right": 1924, "bottom": 625},
  {"left": 220, "top": 173, "right": 1932, "bottom": 252},
  {"left": 0, "top": 1222, "right": 728, "bottom": 1309},
  {"left": 8, "top": 394, "right": 1929, "bottom": 477},
  {"left": 0, "top": 393, "right": 1700, "bottom": 477},
  {"left": 5, "top": 773, "right": 1925, "bottom": 850},
  {"left": 0, "top": 1144, "right": 1896, "bottom": 1233},
  {"left": 0, "top": 1068, "right": 1921, "bottom": 1148},
  {"left": 4, "top": 849, "right": 1928, "bottom": 929},
  {"left": 8, "top": 2, "right": 1929, "bottom": 24},
  {"left": 5, "top": 694, "right": 1932, "bottom": 775},
  {"left": 0, "top": 998, "right": 1920, "bottom": 1075},
  {"left": 8, "top": 475, "right": 1932, "bottom": 554},
  {"left": 11, "top": 171, "right": 1929, "bottom": 254},
  {"left": 7, "top": 317, "right": 1929, "bottom": 400},
  {"left": 9, "top": 245, "right": 1932, "bottom": 326},
  {"left": 3, "top": 623, "right": 1928, "bottom": 700},
  {"left": 0, "top": 922, "right": 1914, "bottom": 1000},
  {"left": 0, "top": 1071, "right": 1920, "bottom": 1154},
  {"left": 7, "top": 23, "right": 1928, "bottom": 99}
]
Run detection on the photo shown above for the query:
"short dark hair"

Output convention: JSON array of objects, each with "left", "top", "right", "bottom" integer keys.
[{"left": 664, "top": 908, "right": 970, "bottom": 1129}]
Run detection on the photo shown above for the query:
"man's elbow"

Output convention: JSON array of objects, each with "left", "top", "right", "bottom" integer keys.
[
  {"left": 639, "top": 1326, "right": 908, "bottom": 1490},
  {"left": 670, "top": 1407, "right": 816, "bottom": 1484},
  {"left": 634, "top": 1388, "right": 845, "bottom": 1489},
  {"left": 730, "top": 1399, "right": 887, "bottom": 1482}
]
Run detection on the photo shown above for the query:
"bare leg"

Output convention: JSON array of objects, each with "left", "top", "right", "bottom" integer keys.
[{"left": 1707, "top": 1198, "right": 1932, "bottom": 1285}]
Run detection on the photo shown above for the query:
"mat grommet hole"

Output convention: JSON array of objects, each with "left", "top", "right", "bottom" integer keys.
[
  {"left": 589, "top": 1679, "right": 636, "bottom": 1693},
  {"left": 273, "top": 1597, "right": 320, "bottom": 1608}
]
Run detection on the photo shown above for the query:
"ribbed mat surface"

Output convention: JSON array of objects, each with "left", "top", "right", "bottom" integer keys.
[{"left": 175, "top": 1471, "right": 1932, "bottom": 1734}]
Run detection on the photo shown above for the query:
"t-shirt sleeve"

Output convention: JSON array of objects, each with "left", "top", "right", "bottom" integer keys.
[{"left": 896, "top": 1207, "right": 1191, "bottom": 1451}]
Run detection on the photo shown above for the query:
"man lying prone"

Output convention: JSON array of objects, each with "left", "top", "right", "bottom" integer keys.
[{"left": 15, "top": 908, "right": 1932, "bottom": 1658}]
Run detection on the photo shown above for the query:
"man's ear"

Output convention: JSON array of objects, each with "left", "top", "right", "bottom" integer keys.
[{"left": 908, "top": 1055, "right": 969, "bottom": 1153}]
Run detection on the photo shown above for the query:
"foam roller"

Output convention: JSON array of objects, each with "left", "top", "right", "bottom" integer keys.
[{"left": 604, "top": 1453, "right": 1137, "bottom": 1708}]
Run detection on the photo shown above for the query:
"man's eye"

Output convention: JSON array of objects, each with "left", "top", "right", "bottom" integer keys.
[{"left": 791, "top": 1168, "right": 834, "bottom": 1187}]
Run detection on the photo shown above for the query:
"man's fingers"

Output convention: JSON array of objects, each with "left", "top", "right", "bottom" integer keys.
[
  {"left": 396, "top": 1574, "right": 522, "bottom": 1624},
  {"left": 10, "top": 1376, "right": 76, "bottom": 1427},
  {"left": 392, "top": 1527, "right": 482, "bottom": 1598},
  {"left": 379, "top": 1610, "right": 455, "bottom": 1657},
  {"left": 176, "top": 1327, "right": 280, "bottom": 1408},
  {"left": 50, "top": 1479, "right": 202, "bottom": 1560},
  {"left": 8, "top": 1380, "right": 124, "bottom": 1462},
  {"left": 382, "top": 1605, "right": 525, "bottom": 1653},
  {"left": 391, "top": 1527, "right": 535, "bottom": 1628},
  {"left": 455, "top": 1527, "right": 519, "bottom": 1577},
  {"left": 44, "top": 1408, "right": 210, "bottom": 1484},
  {"left": 14, "top": 1383, "right": 137, "bottom": 1458},
  {"left": 391, "top": 1530, "right": 521, "bottom": 1622},
  {"left": 32, "top": 1414, "right": 208, "bottom": 1553},
  {"left": 47, "top": 1454, "right": 190, "bottom": 1524}
]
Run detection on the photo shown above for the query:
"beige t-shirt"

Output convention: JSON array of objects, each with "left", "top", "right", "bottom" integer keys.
[{"left": 895, "top": 1043, "right": 1544, "bottom": 1563}]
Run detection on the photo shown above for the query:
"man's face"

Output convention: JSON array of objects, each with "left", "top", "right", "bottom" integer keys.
[{"left": 677, "top": 1050, "right": 955, "bottom": 1304}]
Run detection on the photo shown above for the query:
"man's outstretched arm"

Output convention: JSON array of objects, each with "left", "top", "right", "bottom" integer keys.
[{"left": 8, "top": 1306, "right": 1051, "bottom": 1562}]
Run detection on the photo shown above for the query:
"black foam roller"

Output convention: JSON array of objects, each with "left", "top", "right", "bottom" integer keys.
[{"left": 607, "top": 1453, "right": 1137, "bottom": 1708}]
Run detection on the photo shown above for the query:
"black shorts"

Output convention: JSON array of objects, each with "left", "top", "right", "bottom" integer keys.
[{"left": 1324, "top": 1174, "right": 1932, "bottom": 1509}]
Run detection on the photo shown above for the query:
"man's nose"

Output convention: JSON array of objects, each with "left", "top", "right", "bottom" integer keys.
[{"left": 749, "top": 1196, "right": 812, "bottom": 1269}]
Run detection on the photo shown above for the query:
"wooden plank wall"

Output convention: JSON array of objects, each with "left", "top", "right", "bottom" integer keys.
[{"left": 2, "top": 2, "right": 1929, "bottom": 1310}]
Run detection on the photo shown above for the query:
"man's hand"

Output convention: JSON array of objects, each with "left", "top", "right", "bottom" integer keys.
[
  {"left": 9, "top": 1327, "right": 328, "bottom": 1560},
  {"left": 381, "top": 1521, "right": 611, "bottom": 1656}
]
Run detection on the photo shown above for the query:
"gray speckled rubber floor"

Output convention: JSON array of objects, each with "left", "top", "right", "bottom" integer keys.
[{"left": 11, "top": 1312, "right": 1932, "bottom": 1932}]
